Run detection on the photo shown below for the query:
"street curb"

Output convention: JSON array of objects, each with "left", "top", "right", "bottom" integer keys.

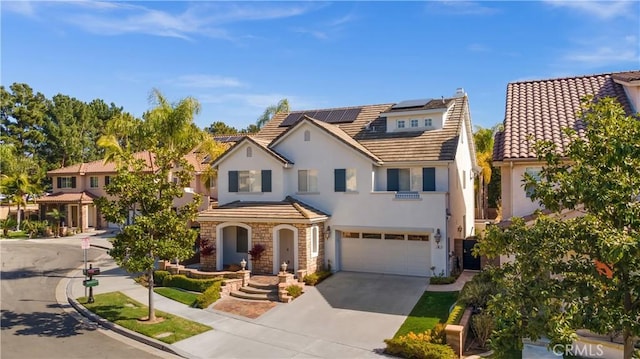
[{"left": 62, "top": 254, "right": 193, "bottom": 359}]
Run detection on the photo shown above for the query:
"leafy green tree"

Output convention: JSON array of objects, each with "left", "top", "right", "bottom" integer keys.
[
  {"left": 0, "top": 173, "right": 41, "bottom": 230},
  {"left": 256, "top": 98, "right": 289, "bottom": 129},
  {"left": 478, "top": 97, "right": 640, "bottom": 358},
  {"left": 473, "top": 125, "right": 498, "bottom": 219},
  {"left": 0, "top": 83, "right": 48, "bottom": 158},
  {"left": 239, "top": 124, "right": 260, "bottom": 134},
  {"left": 204, "top": 121, "right": 238, "bottom": 135},
  {"left": 95, "top": 90, "right": 203, "bottom": 322}
]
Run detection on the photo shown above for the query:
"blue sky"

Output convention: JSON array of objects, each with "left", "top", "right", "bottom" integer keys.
[{"left": 2, "top": 1, "right": 639, "bottom": 130}]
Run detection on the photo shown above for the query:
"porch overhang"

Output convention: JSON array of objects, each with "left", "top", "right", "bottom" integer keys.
[
  {"left": 197, "top": 196, "right": 330, "bottom": 224},
  {"left": 36, "top": 191, "right": 98, "bottom": 205}
]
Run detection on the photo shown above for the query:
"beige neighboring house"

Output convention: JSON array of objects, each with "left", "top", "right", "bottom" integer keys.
[
  {"left": 493, "top": 70, "right": 640, "bottom": 229},
  {"left": 198, "top": 90, "right": 477, "bottom": 277},
  {"left": 37, "top": 150, "right": 211, "bottom": 232}
]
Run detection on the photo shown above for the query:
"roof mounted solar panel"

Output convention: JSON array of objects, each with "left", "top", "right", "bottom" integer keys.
[
  {"left": 279, "top": 108, "right": 362, "bottom": 127},
  {"left": 392, "top": 99, "right": 432, "bottom": 109}
]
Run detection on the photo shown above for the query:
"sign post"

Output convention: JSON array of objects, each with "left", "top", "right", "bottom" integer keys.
[{"left": 81, "top": 237, "right": 90, "bottom": 299}]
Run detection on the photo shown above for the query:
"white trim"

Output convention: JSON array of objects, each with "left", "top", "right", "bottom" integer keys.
[
  {"left": 216, "top": 222, "right": 252, "bottom": 271},
  {"left": 272, "top": 224, "right": 299, "bottom": 274},
  {"left": 198, "top": 216, "right": 327, "bottom": 224},
  {"left": 311, "top": 225, "right": 319, "bottom": 258}
]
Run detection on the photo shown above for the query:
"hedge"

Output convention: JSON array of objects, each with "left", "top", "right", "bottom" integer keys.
[
  {"left": 384, "top": 333, "right": 456, "bottom": 359},
  {"left": 153, "top": 270, "right": 171, "bottom": 286},
  {"left": 162, "top": 274, "right": 222, "bottom": 293},
  {"left": 194, "top": 281, "right": 222, "bottom": 309},
  {"left": 303, "top": 271, "right": 332, "bottom": 286},
  {"left": 446, "top": 302, "right": 465, "bottom": 325}
]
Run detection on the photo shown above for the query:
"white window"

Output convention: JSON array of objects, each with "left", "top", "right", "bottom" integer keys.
[
  {"left": 304, "top": 130, "right": 311, "bottom": 142},
  {"left": 410, "top": 119, "right": 419, "bottom": 127},
  {"left": 397, "top": 120, "right": 405, "bottom": 129},
  {"left": 246, "top": 147, "right": 252, "bottom": 158},
  {"left": 410, "top": 169, "right": 422, "bottom": 192},
  {"left": 525, "top": 167, "right": 542, "bottom": 198},
  {"left": 90, "top": 176, "right": 99, "bottom": 188},
  {"left": 298, "top": 169, "right": 318, "bottom": 192},
  {"left": 311, "top": 225, "right": 319, "bottom": 257},
  {"left": 238, "top": 170, "right": 262, "bottom": 193},
  {"left": 425, "top": 118, "right": 433, "bottom": 127},
  {"left": 60, "top": 177, "right": 74, "bottom": 188},
  {"left": 346, "top": 168, "right": 357, "bottom": 191}
]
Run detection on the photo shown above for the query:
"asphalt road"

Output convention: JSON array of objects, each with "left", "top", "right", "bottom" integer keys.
[{"left": 0, "top": 241, "right": 166, "bottom": 359}]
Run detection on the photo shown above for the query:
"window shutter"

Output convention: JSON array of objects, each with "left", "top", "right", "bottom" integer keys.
[
  {"left": 71, "top": 177, "right": 77, "bottom": 188},
  {"left": 105, "top": 176, "right": 110, "bottom": 186},
  {"left": 334, "top": 169, "right": 346, "bottom": 192},
  {"left": 261, "top": 170, "right": 272, "bottom": 192},
  {"left": 57, "top": 177, "right": 61, "bottom": 189},
  {"left": 228, "top": 171, "right": 238, "bottom": 192},
  {"left": 387, "top": 169, "right": 399, "bottom": 191},
  {"left": 422, "top": 167, "right": 436, "bottom": 191}
]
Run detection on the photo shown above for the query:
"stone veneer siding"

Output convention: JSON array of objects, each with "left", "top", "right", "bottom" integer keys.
[{"left": 199, "top": 221, "right": 326, "bottom": 275}]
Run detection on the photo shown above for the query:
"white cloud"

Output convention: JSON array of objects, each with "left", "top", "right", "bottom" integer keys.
[
  {"left": 174, "top": 75, "right": 244, "bottom": 89},
  {"left": 428, "top": 1, "right": 499, "bottom": 15},
  {"left": 543, "top": 0, "right": 636, "bottom": 20},
  {"left": 2, "top": 1, "right": 36, "bottom": 17},
  {"left": 467, "top": 43, "right": 490, "bottom": 52},
  {"left": 561, "top": 34, "right": 639, "bottom": 66}
]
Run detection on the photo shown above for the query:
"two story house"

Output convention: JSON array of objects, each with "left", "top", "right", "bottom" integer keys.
[
  {"left": 197, "top": 90, "right": 477, "bottom": 277},
  {"left": 493, "top": 70, "right": 639, "bottom": 223},
  {"left": 37, "top": 150, "right": 211, "bottom": 232}
]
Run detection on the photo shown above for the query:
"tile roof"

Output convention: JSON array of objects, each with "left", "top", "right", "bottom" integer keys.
[
  {"left": 256, "top": 97, "right": 471, "bottom": 163},
  {"left": 197, "top": 196, "right": 329, "bottom": 222},
  {"left": 36, "top": 191, "right": 98, "bottom": 204},
  {"left": 493, "top": 71, "right": 637, "bottom": 161},
  {"left": 611, "top": 71, "right": 640, "bottom": 83},
  {"left": 48, "top": 151, "right": 157, "bottom": 175}
]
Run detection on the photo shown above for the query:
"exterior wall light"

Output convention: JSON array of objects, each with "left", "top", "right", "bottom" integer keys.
[{"left": 434, "top": 228, "right": 442, "bottom": 248}]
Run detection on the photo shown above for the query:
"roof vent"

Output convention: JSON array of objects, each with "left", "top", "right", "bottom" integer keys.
[{"left": 454, "top": 88, "right": 466, "bottom": 98}]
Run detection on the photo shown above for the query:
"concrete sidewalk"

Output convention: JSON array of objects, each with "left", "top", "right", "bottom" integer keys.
[{"left": 60, "top": 238, "right": 385, "bottom": 358}]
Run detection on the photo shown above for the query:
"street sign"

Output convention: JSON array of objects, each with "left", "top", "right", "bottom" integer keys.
[
  {"left": 83, "top": 279, "right": 99, "bottom": 287},
  {"left": 83, "top": 268, "right": 101, "bottom": 276},
  {"left": 81, "top": 237, "right": 90, "bottom": 250}
]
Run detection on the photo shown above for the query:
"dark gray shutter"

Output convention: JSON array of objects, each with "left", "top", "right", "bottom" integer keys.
[
  {"left": 422, "top": 167, "right": 436, "bottom": 191},
  {"left": 387, "top": 169, "right": 399, "bottom": 191},
  {"left": 57, "top": 177, "right": 61, "bottom": 189},
  {"left": 261, "top": 170, "right": 272, "bottom": 192},
  {"left": 105, "top": 176, "right": 110, "bottom": 186},
  {"left": 71, "top": 177, "right": 77, "bottom": 188},
  {"left": 334, "top": 169, "right": 346, "bottom": 192},
  {"left": 228, "top": 171, "right": 238, "bottom": 192}
]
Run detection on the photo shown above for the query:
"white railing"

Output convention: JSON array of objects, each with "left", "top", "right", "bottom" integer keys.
[{"left": 394, "top": 191, "right": 421, "bottom": 200}]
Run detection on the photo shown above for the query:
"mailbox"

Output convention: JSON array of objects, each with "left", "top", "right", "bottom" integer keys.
[{"left": 84, "top": 268, "right": 101, "bottom": 276}]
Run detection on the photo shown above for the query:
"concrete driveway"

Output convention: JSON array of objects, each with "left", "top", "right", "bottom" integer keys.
[{"left": 256, "top": 272, "right": 429, "bottom": 352}]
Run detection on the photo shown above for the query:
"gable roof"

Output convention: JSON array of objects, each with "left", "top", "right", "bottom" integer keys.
[
  {"left": 255, "top": 97, "right": 471, "bottom": 163},
  {"left": 48, "top": 151, "right": 157, "bottom": 175},
  {"left": 270, "top": 116, "right": 382, "bottom": 164},
  {"left": 493, "top": 71, "right": 637, "bottom": 162},
  {"left": 209, "top": 136, "right": 293, "bottom": 168},
  {"left": 36, "top": 191, "right": 98, "bottom": 204},
  {"left": 197, "top": 196, "right": 328, "bottom": 223}
]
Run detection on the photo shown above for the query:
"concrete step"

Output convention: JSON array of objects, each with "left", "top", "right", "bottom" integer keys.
[
  {"left": 240, "top": 286, "right": 274, "bottom": 295},
  {"left": 247, "top": 281, "right": 277, "bottom": 290},
  {"left": 230, "top": 290, "right": 276, "bottom": 301}
]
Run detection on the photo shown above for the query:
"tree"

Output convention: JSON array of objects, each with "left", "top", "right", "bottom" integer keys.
[
  {"left": 473, "top": 125, "right": 501, "bottom": 219},
  {"left": 239, "top": 124, "right": 260, "bottom": 134},
  {"left": 477, "top": 97, "right": 640, "bottom": 358},
  {"left": 204, "top": 121, "right": 238, "bottom": 136},
  {"left": 46, "top": 208, "right": 65, "bottom": 237},
  {"left": 95, "top": 90, "right": 203, "bottom": 322},
  {"left": 256, "top": 98, "right": 289, "bottom": 129},
  {"left": 0, "top": 83, "right": 48, "bottom": 158},
  {"left": 0, "top": 173, "right": 41, "bottom": 230}
]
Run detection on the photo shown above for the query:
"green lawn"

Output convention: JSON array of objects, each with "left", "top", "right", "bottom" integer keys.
[
  {"left": 79, "top": 291, "right": 211, "bottom": 343},
  {"left": 1, "top": 230, "right": 27, "bottom": 239},
  {"left": 154, "top": 287, "right": 199, "bottom": 306},
  {"left": 394, "top": 291, "right": 458, "bottom": 338}
]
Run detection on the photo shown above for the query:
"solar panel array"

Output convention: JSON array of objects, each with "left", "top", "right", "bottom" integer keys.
[
  {"left": 392, "top": 98, "right": 432, "bottom": 109},
  {"left": 214, "top": 135, "right": 246, "bottom": 143},
  {"left": 279, "top": 108, "right": 362, "bottom": 127}
]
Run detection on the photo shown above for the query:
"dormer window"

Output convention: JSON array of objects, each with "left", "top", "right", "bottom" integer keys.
[
  {"left": 410, "top": 119, "right": 419, "bottom": 128},
  {"left": 425, "top": 118, "right": 433, "bottom": 127},
  {"left": 397, "top": 120, "right": 405, "bottom": 129}
]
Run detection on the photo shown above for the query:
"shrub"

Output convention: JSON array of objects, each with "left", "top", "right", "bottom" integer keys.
[
  {"left": 471, "top": 313, "right": 494, "bottom": 348},
  {"left": 153, "top": 270, "right": 171, "bottom": 286},
  {"left": 162, "top": 274, "right": 222, "bottom": 292},
  {"left": 303, "top": 270, "right": 332, "bottom": 286},
  {"left": 429, "top": 276, "right": 457, "bottom": 285},
  {"left": 286, "top": 285, "right": 303, "bottom": 298},
  {"left": 446, "top": 302, "right": 465, "bottom": 325},
  {"left": 384, "top": 331, "right": 456, "bottom": 359},
  {"left": 459, "top": 280, "right": 495, "bottom": 310},
  {"left": 248, "top": 243, "right": 265, "bottom": 261},
  {"left": 200, "top": 238, "right": 215, "bottom": 256},
  {"left": 194, "top": 280, "right": 222, "bottom": 308}
]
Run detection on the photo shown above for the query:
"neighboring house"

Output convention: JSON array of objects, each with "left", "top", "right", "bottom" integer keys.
[
  {"left": 197, "top": 90, "right": 477, "bottom": 277},
  {"left": 493, "top": 70, "right": 640, "bottom": 221},
  {"left": 37, "top": 150, "right": 211, "bottom": 232}
]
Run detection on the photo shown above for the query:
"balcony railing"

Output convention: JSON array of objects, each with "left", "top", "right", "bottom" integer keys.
[{"left": 394, "top": 191, "right": 421, "bottom": 200}]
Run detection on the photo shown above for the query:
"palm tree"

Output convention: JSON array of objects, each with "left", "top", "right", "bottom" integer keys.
[
  {"left": 0, "top": 173, "right": 40, "bottom": 230},
  {"left": 256, "top": 98, "right": 289, "bottom": 129},
  {"left": 46, "top": 208, "right": 65, "bottom": 237},
  {"left": 473, "top": 126, "right": 498, "bottom": 219}
]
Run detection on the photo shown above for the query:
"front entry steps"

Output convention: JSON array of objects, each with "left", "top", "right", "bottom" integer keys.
[{"left": 230, "top": 280, "right": 278, "bottom": 301}]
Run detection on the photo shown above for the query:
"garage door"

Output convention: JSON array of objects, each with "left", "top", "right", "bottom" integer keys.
[{"left": 340, "top": 233, "right": 431, "bottom": 276}]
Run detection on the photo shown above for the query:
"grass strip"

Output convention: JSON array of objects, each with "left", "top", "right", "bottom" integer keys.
[
  {"left": 154, "top": 287, "right": 199, "bottom": 306},
  {"left": 79, "top": 291, "right": 211, "bottom": 344},
  {"left": 394, "top": 291, "right": 458, "bottom": 338}
]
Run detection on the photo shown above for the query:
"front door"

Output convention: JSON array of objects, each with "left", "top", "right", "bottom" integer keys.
[
  {"left": 278, "top": 229, "right": 294, "bottom": 273},
  {"left": 462, "top": 239, "right": 481, "bottom": 270}
]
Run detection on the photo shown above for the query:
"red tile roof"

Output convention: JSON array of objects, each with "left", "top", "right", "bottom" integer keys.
[
  {"left": 197, "top": 196, "right": 328, "bottom": 222},
  {"left": 493, "top": 71, "right": 637, "bottom": 161},
  {"left": 48, "top": 151, "right": 157, "bottom": 175},
  {"left": 36, "top": 191, "right": 98, "bottom": 204}
]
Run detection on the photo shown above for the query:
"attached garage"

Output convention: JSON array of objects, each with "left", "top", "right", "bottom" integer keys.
[{"left": 340, "top": 231, "right": 431, "bottom": 276}]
